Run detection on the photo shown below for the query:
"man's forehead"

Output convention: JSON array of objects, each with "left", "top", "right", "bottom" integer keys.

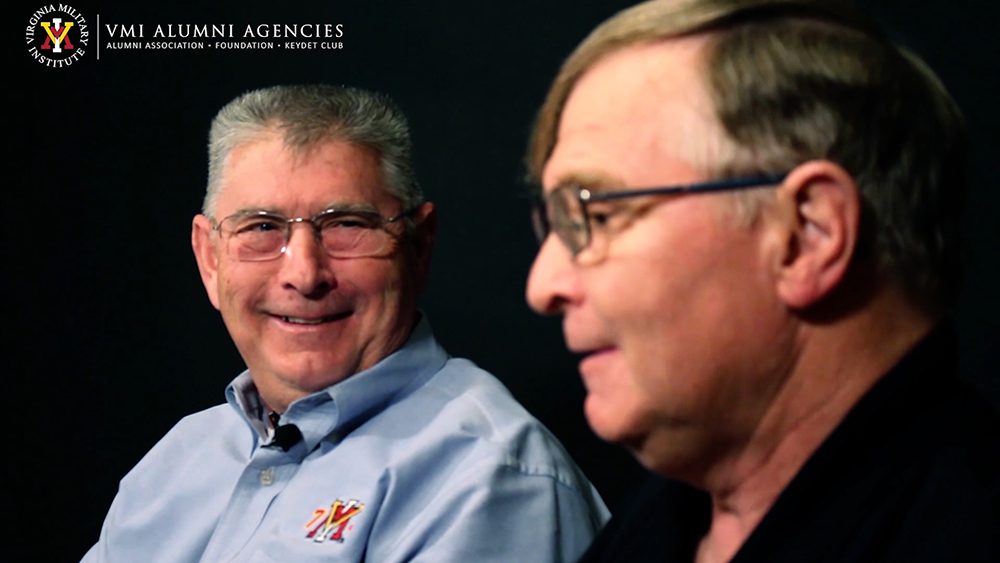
[
  {"left": 544, "top": 37, "right": 719, "bottom": 190},
  {"left": 216, "top": 136, "right": 392, "bottom": 215},
  {"left": 561, "top": 38, "right": 712, "bottom": 126}
]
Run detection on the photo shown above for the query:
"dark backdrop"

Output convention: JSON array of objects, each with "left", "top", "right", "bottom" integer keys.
[{"left": 12, "top": 1, "right": 998, "bottom": 560}]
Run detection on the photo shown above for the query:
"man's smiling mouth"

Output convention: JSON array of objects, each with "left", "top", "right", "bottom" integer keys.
[{"left": 272, "top": 311, "right": 352, "bottom": 325}]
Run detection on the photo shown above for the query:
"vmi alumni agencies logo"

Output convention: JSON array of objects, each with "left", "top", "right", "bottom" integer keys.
[{"left": 25, "top": 4, "right": 89, "bottom": 68}]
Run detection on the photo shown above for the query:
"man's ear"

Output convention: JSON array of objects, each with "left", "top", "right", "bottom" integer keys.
[
  {"left": 772, "top": 160, "right": 861, "bottom": 309},
  {"left": 191, "top": 214, "right": 222, "bottom": 310},
  {"left": 409, "top": 202, "right": 437, "bottom": 292}
]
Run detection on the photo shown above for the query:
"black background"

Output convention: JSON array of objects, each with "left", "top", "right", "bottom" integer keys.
[{"left": 12, "top": 1, "right": 998, "bottom": 560}]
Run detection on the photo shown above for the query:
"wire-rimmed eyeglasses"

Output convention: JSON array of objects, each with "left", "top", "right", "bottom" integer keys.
[
  {"left": 531, "top": 173, "right": 789, "bottom": 257},
  {"left": 212, "top": 207, "right": 412, "bottom": 262}
]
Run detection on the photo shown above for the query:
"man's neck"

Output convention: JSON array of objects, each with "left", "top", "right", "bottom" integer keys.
[{"left": 694, "top": 290, "right": 935, "bottom": 563}]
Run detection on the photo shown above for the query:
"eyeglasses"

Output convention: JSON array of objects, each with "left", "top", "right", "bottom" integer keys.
[
  {"left": 213, "top": 207, "right": 412, "bottom": 262},
  {"left": 531, "top": 172, "right": 788, "bottom": 257}
]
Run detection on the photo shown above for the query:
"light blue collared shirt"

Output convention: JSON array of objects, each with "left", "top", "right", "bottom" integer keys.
[{"left": 83, "top": 318, "right": 609, "bottom": 562}]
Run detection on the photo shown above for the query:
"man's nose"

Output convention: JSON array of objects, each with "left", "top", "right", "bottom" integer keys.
[
  {"left": 526, "top": 235, "right": 581, "bottom": 316},
  {"left": 277, "top": 223, "right": 335, "bottom": 296}
]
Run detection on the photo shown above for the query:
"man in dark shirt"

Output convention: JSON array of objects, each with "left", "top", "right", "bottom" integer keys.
[{"left": 525, "top": 0, "right": 999, "bottom": 561}]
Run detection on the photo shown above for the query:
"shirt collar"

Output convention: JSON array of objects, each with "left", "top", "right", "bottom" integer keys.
[{"left": 225, "top": 315, "right": 448, "bottom": 454}]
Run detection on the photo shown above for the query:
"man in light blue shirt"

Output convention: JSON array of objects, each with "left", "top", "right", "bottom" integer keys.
[{"left": 84, "top": 84, "right": 608, "bottom": 562}]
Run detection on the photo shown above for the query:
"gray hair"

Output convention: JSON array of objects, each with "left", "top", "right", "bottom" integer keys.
[{"left": 203, "top": 84, "right": 423, "bottom": 218}]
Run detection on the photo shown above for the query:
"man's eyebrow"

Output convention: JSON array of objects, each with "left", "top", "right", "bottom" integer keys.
[
  {"left": 549, "top": 171, "right": 626, "bottom": 191},
  {"left": 227, "top": 202, "right": 382, "bottom": 217},
  {"left": 230, "top": 206, "right": 282, "bottom": 216},
  {"left": 317, "top": 201, "right": 381, "bottom": 214}
]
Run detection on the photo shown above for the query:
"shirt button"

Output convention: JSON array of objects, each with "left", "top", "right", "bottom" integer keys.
[{"left": 260, "top": 467, "right": 275, "bottom": 486}]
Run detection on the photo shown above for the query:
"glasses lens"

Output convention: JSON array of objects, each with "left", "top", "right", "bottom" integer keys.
[
  {"left": 530, "top": 198, "right": 549, "bottom": 244},
  {"left": 316, "top": 211, "right": 391, "bottom": 257},
  {"left": 224, "top": 214, "right": 286, "bottom": 261},
  {"left": 550, "top": 187, "right": 588, "bottom": 255}
]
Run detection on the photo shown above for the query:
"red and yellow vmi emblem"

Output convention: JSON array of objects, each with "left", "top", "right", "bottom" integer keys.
[
  {"left": 25, "top": 4, "right": 90, "bottom": 68},
  {"left": 305, "top": 498, "right": 364, "bottom": 543},
  {"left": 40, "top": 19, "right": 75, "bottom": 52}
]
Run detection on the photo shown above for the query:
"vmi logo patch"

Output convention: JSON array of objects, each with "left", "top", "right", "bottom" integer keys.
[{"left": 305, "top": 498, "right": 364, "bottom": 543}]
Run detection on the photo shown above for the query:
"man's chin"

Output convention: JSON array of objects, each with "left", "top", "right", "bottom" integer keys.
[
  {"left": 584, "top": 396, "right": 646, "bottom": 446},
  {"left": 251, "top": 359, "right": 355, "bottom": 395}
]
